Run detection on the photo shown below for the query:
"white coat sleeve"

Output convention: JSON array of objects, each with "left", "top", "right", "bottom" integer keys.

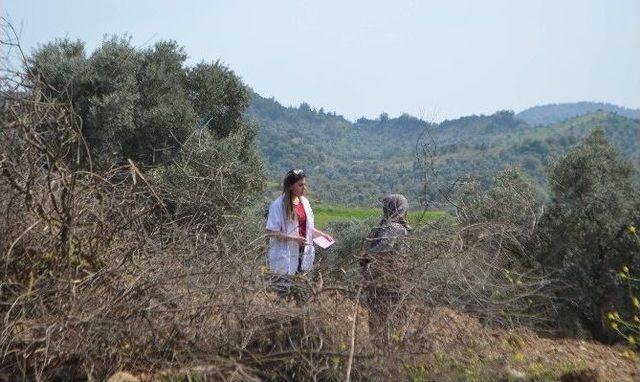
[{"left": 266, "top": 200, "right": 283, "bottom": 232}]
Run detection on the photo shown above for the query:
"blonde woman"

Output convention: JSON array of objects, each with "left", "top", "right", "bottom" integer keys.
[{"left": 266, "top": 169, "right": 334, "bottom": 276}]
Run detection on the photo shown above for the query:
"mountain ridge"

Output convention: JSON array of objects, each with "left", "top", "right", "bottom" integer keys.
[{"left": 516, "top": 101, "right": 640, "bottom": 126}]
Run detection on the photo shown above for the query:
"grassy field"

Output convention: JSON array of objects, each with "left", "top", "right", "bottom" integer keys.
[{"left": 313, "top": 204, "right": 447, "bottom": 229}]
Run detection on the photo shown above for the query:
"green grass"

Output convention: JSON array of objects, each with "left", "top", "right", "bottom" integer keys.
[{"left": 313, "top": 204, "right": 447, "bottom": 229}]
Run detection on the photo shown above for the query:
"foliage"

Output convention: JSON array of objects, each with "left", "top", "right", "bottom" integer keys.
[
  {"left": 3, "top": 22, "right": 640, "bottom": 382},
  {"left": 248, "top": 92, "right": 432, "bottom": 205},
  {"left": 249, "top": 92, "right": 640, "bottom": 206},
  {"left": 442, "top": 168, "right": 553, "bottom": 327},
  {"left": 458, "top": 168, "right": 544, "bottom": 233},
  {"left": 535, "top": 129, "right": 640, "bottom": 341},
  {"left": 28, "top": 36, "right": 257, "bottom": 172},
  {"left": 160, "top": 126, "right": 265, "bottom": 227},
  {"left": 24, "top": 35, "right": 265, "bottom": 227},
  {"left": 606, "top": 225, "right": 640, "bottom": 348},
  {"left": 313, "top": 204, "right": 445, "bottom": 228},
  {"left": 186, "top": 62, "right": 251, "bottom": 138},
  {"left": 132, "top": 40, "right": 195, "bottom": 165}
]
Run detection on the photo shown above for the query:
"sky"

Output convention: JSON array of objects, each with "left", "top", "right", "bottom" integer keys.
[{"left": 3, "top": 0, "right": 639, "bottom": 122}]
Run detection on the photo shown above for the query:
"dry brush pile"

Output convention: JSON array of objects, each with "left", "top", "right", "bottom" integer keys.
[
  {"left": 0, "top": 77, "right": 245, "bottom": 379},
  {"left": 0, "top": 30, "right": 275, "bottom": 380}
]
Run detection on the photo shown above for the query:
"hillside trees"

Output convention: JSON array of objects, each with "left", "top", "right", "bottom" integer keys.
[
  {"left": 536, "top": 129, "right": 640, "bottom": 341},
  {"left": 250, "top": 87, "right": 640, "bottom": 206}
]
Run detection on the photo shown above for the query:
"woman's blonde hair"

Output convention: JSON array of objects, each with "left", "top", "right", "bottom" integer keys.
[{"left": 283, "top": 169, "right": 306, "bottom": 221}]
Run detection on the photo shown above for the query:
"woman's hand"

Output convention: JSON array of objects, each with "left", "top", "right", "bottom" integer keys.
[{"left": 292, "top": 235, "right": 309, "bottom": 246}]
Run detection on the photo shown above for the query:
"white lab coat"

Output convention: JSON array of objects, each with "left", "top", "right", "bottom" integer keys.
[{"left": 266, "top": 195, "right": 315, "bottom": 275}]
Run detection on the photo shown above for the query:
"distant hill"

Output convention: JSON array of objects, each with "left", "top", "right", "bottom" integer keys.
[
  {"left": 516, "top": 102, "right": 640, "bottom": 126},
  {"left": 247, "top": 93, "right": 428, "bottom": 205},
  {"left": 248, "top": 94, "right": 640, "bottom": 206}
]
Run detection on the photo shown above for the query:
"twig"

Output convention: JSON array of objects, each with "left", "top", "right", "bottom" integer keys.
[{"left": 345, "top": 283, "right": 362, "bottom": 382}]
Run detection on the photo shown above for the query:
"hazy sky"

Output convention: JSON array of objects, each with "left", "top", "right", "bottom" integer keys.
[{"left": 4, "top": 0, "right": 639, "bottom": 121}]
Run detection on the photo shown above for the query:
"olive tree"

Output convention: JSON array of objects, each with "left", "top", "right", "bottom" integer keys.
[
  {"left": 26, "top": 36, "right": 265, "bottom": 219},
  {"left": 536, "top": 129, "right": 640, "bottom": 342}
]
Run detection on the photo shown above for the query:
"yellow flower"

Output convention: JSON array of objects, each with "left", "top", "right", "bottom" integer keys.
[
  {"left": 628, "top": 336, "right": 636, "bottom": 345},
  {"left": 331, "top": 356, "right": 341, "bottom": 369},
  {"left": 614, "top": 312, "right": 621, "bottom": 319},
  {"left": 610, "top": 322, "right": 619, "bottom": 330},
  {"left": 633, "top": 297, "right": 640, "bottom": 309},
  {"left": 607, "top": 312, "right": 615, "bottom": 320},
  {"left": 634, "top": 315, "right": 640, "bottom": 323},
  {"left": 513, "top": 352, "right": 525, "bottom": 362},
  {"left": 504, "top": 270, "right": 514, "bottom": 284},
  {"left": 622, "top": 265, "right": 630, "bottom": 274},
  {"left": 629, "top": 225, "right": 637, "bottom": 234},
  {"left": 619, "top": 272, "right": 628, "bottom": 279}
]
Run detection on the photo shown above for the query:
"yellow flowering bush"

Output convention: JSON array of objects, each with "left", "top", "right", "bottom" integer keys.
[{"left": 606, "top": 225, "right": 640, "bottom": 347}]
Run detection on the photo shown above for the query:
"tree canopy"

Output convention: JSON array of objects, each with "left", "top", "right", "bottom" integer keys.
[
  {"left": 536, "top": 129, "right": 640, "bottom": 341},
  {"left": 28, "top": 37, "right": 258, "bottom": 172}
]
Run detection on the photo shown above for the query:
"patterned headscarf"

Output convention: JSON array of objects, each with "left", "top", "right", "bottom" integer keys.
[
  {"left": 365, "top": 194, "right": 410, "bottom": 254},
  {"left": 381, "top": 194, "right": 409, "bottom": 228}
]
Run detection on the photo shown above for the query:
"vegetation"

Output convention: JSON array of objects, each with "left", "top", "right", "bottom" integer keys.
[
  {"left": 249, "top": 93, "right": 640, "bottom": 206},
  {"left": 535, "top": 129, "right": 640, "bottom": 342},
  {"left": 607, "top": 225, "right": 640, "bottom": 348},
  {"left": 1, "top": 26, "right": 639, "bottom": 381},
  {"left": 313, "top": 204, "right": 446, "bottom": 228},
  {"left": 29, "top": 36, "right": 260, "bottom": 174},
  {"left": 26, "top": 35, "right": 265, "bottom": 222},
  {"left": 248, "top": 93, "right": 428, "bottom": 206},
  {"left": 1, "top": 29, "right": 267, "bottom": 381}
]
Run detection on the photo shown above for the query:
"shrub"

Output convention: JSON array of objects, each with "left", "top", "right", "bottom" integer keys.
[{"left": 535, "top": 129, "right": 640, "bottom": 341}]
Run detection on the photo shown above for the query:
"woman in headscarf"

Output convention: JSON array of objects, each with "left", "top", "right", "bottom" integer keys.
[{"left": 361, "top": 194, "right": 411, "bottom": 346}]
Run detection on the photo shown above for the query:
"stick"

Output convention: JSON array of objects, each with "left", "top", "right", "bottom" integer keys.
[{"left": 345, "top": 283, "right": 362, "bottom": 382}]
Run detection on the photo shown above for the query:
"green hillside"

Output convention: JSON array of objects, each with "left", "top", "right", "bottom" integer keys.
[
  {"left": 248, "top": 94, "right": 640, "bottom": 206},
  {"left": 247, "top": 94, "right": 426, "bottom": 205}
]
